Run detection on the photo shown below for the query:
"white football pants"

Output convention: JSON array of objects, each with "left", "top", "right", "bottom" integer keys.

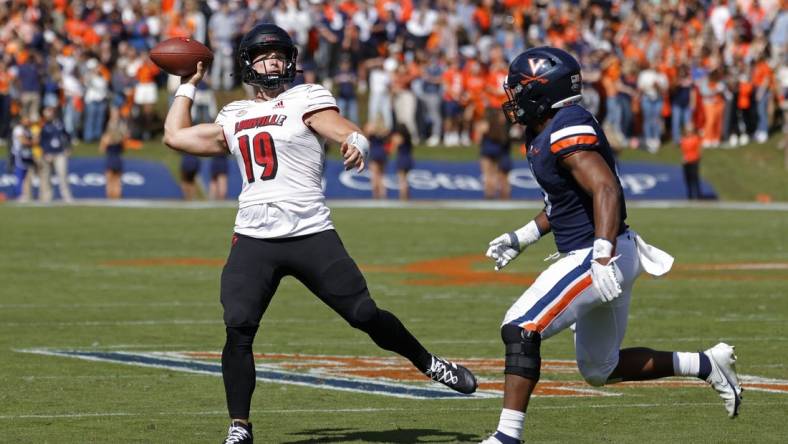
[{"left": 502, "top": 230, "right": 642, "bottom": 385}]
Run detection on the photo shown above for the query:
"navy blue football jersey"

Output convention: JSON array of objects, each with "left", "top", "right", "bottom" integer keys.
[{"left": 525, "top": 105, "right": 627, "bottom": 253}]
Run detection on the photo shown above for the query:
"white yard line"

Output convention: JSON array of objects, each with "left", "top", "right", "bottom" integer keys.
[{"left": 1, "top": 401, "right": 786, "bottom": 420}]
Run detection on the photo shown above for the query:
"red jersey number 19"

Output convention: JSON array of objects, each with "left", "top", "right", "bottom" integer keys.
[{"left": 238, "top": 132, "right": 278, "bottom": 182}]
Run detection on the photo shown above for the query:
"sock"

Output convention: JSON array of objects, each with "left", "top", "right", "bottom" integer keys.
[
  {"left": 673, "top": 352, "right": 710, "bottom": 379},
  {"left": 698, "top": 352, "right": 712, "bottom": 380},
  {"left": 496, "top": 408, "right": 525, "bottom": 441}
]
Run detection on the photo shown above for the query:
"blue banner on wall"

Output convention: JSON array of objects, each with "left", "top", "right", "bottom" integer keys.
[
  {"left": 0, "top": 158, "right": 182, "bottom": 199},
  {"left": 0, "top": 157, "right": 713, "bottom": 201},
  {"left": 203, "top": 159, "right": 716, "bottom": 201}
]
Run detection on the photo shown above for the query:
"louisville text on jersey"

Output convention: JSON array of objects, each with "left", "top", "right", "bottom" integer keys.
[{"left": 234, "top": 114, "right": 287, "bottom": 134}]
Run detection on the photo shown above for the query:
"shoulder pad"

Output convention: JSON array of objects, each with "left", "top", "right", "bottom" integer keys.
[{"left": 549, "top": 106, "right": 599, "bottom": 155}]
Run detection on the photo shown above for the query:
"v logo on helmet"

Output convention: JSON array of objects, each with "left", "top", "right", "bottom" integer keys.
[{"left": 527, "top": 58, "right": 548, "bottom": 74}]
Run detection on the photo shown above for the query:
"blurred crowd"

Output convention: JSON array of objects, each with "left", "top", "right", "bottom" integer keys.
[{"left": 1, "top": 0, "right": 787, "bottom": 201}]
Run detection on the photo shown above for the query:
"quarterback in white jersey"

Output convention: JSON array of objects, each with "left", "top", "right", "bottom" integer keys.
[
  {"left": 215, "top": 83, "right": 341, "bottom": 238},
  {"left": 162, "top": 23, "right": 477, "bottom": 444}
]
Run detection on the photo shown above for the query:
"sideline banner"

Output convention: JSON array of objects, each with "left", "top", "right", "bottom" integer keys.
[
  {"left": 324, "top": 160, "right": 718, "bottom": 200},
  {"left": 209, "top": 159, "right": 717, "bottom": 201},
  {"left": 0, "top": 158, "right": 182, "bottom": 199},
  {"left": 0, "top": 157, "right": 715, "bottom": 201}
]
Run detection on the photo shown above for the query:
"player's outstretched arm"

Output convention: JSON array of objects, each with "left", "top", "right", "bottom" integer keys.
[
  {"left": 305, "top": 108, "right": 368, "bottom": 172},
  {"left": 162, "top": 61, "right": 228, "bottom": 157}
]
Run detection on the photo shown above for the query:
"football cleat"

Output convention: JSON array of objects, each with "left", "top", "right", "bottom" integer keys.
[
  {"left": 703, "top": 342, "right": 742, "bottom": 418},
  {"left": 480, "top": 431, "right": 521, "bottom": 444},
  {"left": 222, "top": 420, "right": 253, "bottom": 444},
  {"left": 424, "top": 355, "right": 478, "bottom": 394}
]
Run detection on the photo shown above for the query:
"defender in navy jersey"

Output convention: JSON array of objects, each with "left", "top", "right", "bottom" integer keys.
[
  {"left": 162, "top": 23, "right": 476, "bottom": 444},
  {"left": 524, "top": 103, "right": 628, "bottom": 252},
  {"left": 480, "top": 47, "right": 741, "bottom": 444}
]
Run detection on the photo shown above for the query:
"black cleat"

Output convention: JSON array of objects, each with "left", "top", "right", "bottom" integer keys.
[
  {"left": 222, "top": 421, "right": 253, "bottom": 444},
  {"left": 424, "top": 355, "right": 478, "bottom": 394}
]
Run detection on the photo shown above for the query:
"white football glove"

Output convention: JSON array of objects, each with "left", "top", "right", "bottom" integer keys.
[
  {"left": 591, "top": 238, "right": 623, "bottom": 302},
  {"left": 486, "top": 233, "right": 522, "bottom": 270},
  {"left": 486, "top": 221, "right": 541, "bottom": 270}
]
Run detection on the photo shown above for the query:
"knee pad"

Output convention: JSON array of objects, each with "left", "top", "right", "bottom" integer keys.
[
  {"left": 576, "top": 359, "right": 616, "bottom": 387},
  {"left": 320, "top": 257, "right": 376, "bottom": 328},
  {"left": 348, "top": 297, "right": 379, "bottom": 328},
  {"left": 501, "top": 323, "right": 541, "bottom": 381}
]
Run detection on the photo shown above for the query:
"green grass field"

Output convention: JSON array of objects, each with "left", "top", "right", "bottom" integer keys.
[{"left": 1, "top": 205, "right": 787, "bottom": 442}]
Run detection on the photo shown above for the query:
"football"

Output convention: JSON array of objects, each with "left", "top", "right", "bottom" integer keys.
[{"left": 149, "top": 37, "right": 213, "bottom": 77}]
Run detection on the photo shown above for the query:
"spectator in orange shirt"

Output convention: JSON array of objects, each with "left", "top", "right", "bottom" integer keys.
[
  {"left": 441, "top": 56, "right": 464, "bottom": 146},
  {"left": 392, "top": 58, "right": 420, "bottom": 145},
  {"left": 699, "top": 68, "right": 728, "bottom": 148},
  {"left": 484, "top": 45, "right": 509, "bottom": 112},
  {"left": 461, "top": 58, "right": 486, "bottom": 146},
  {"left": 680, "top": 122, "right": 703, "bottom": 200},
  {"left": 472, "top": 0, "right": 493, "bottom": 36},
  {"left": 601, "top": 55, "right": 623, "bottom": 142},
  {"left": 752, "top": 53, "right": 774, "bottom": 143},
  {"left": 132, "top": 51, "right": 160, "bottom": 140}
]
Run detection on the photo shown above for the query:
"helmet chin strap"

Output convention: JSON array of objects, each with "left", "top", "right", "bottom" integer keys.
[{"left": 245, "top": 65, "right": 288, "bottom": 90}]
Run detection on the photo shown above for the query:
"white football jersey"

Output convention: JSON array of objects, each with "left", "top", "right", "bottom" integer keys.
[{"left": 215, "top": 83, "right": 339, "bottom": 239}]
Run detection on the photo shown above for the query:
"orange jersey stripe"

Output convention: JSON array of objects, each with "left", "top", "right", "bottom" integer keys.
[
  {"left": 551, "top": 135, "right": 598, "bottom": 153},
  {"left": 524, "top": 274, "right": 593, "bottom": 333}
]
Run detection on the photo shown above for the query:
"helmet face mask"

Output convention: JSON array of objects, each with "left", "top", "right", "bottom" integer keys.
[
  {"left": 503, "top": 81, "right": 546, "bottom": 126},
  {"left": 238, "top": 24, "right": 298, "bottom": 89},
  {"left": 501, "top": 47, "right": 583, "bottom": 127}
]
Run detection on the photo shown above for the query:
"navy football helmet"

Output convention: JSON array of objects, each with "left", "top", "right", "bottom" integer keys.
[
  {"left": 502, "top": 47, "right": 583, "bottom": 126},
  {"left": 238, "top": 23, "right": 298, "bottom": 89}
]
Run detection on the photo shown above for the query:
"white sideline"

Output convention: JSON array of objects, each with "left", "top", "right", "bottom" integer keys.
[
  {"left": 0, "top": 401, "right": 785, "bottom": 420},
  {"left": 5, "top": 199, "right": 788, "bottom": 211},
  {"left": 3, "top": 317, "right": 786, "bottom": 328}
]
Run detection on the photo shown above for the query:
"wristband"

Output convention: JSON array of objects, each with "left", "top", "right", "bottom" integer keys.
[
  {"left": 592, "top": 238, "right": 614, "bottom": 259},
  {"left": 510, "top": 220, "right": 541, "bottom": 251},
  {"left": 346, "top": 131, "right": 370, "bottom": 160},
  {"left": 175, "top": 83, "right": 196, "bottom": 100}
]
